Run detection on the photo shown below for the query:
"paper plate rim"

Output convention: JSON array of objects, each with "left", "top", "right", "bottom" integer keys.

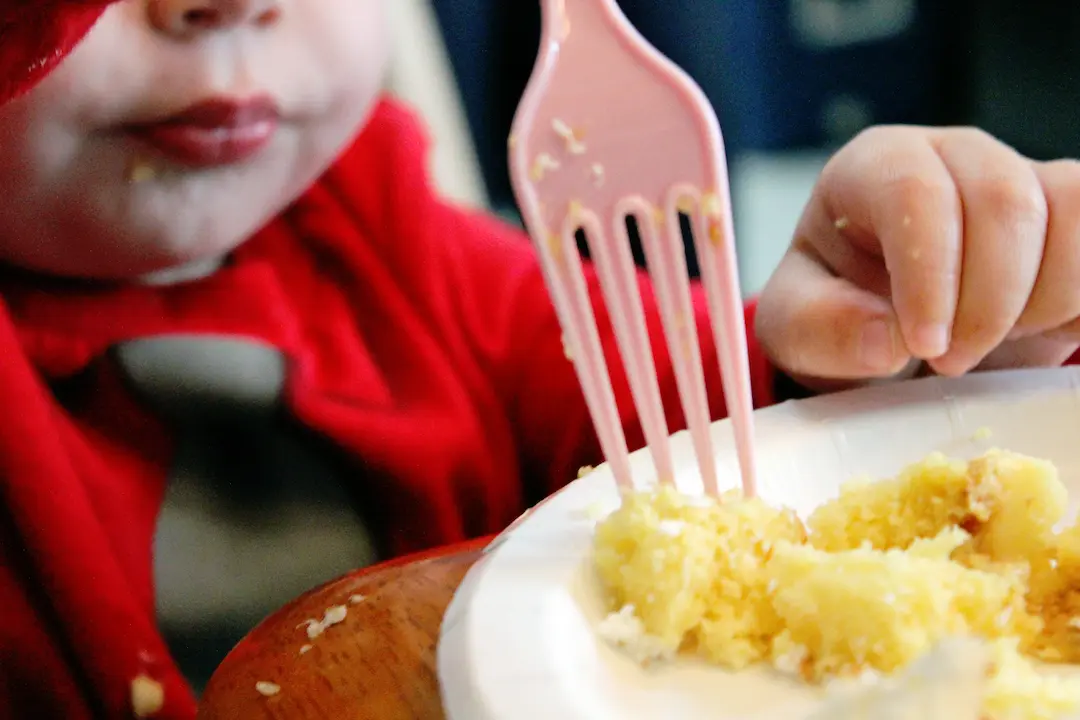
[{"left": 437, "top": 367, "right": 1080, "bottom": 720}]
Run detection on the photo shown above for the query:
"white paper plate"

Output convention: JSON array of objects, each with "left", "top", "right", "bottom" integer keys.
[{"left": 437, "top": 368, "right": 1080, "bottom": 719}]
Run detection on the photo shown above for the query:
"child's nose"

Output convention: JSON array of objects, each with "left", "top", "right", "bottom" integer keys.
[{"left": 147, "top": 0, "right": 281, "bottom": 37}]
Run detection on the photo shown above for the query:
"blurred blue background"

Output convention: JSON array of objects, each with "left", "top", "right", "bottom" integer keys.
[
  {"left": 429, "top": 0, "right": 1079, "bottom": 292},
  {"left": 434, "top": 0, "right": 948, "bottom": 205}
]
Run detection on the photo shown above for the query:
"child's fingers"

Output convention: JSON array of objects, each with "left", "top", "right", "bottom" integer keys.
[
  {"left": 1010, "top": 160, "right": 1080, "bottom": 338},
  {"left": 755, "top": 241, "right": 912, "bottom": 381},
  {"left": 813, "top": 126, "right": 963, "bottom": 360},
  {"left": 927, "top": 129, "right": 1048, "bottom": 376}
]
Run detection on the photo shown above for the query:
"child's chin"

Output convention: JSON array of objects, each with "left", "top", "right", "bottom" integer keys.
[
  {"left": 137, "top": 257, "right": 226, "bottom": 286},
  {"left": 15, "top": 247, "right": 229, "bottom": 285}
]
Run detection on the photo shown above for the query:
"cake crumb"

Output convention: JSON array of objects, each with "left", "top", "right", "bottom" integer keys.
[
  {"left": 834, "top": 216, "right": 850, "bottom": 230},
  {"left": 126, "top": 158, "right": 158, "bottom": 184},
  {"left": 590, "top": 163, "right": 605, "bottom": 187},
  {"left": 322, "top": 604, "right": 348, "bottom": 628},
  {"left": 552, "top": 118, "right": 586, "bottom": 155},
  {"left": 597, "top": 605, "right": 674, "bottom": 664},
  {"left": 298, "top": 618, "right": 325, "bottom": 640},
  {"left": 299, "top": 644, "right": 313, "bottom": 655},
  {"left": 348, "top": 594, "right": 366, "bottom": 605},
  {"left": 297, "top": 606, "right": 347, "bottom": 639},
  {"left": 255, "top": 681, "right": 281, "bottom": 697},
  {"left": 558, "top": 0, "right": 570, "bottom": 40},
  {"left": 545, "top": 233, "right": 563, "bottom": 264},
  {"left": 652, "top": 205, "right": 665, "bottom": 227},
  {"left": 131, "top": 674, "right": 164, "bottom": 718},
  {"left": 530, "top": 153, "right": 560, "bottom": 181},
  {"left": 701, "top": 193, "right": 724, "bottom": 246}
]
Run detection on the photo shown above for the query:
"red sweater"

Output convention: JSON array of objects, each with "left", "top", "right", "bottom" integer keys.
[{"left": 0, "top": 9, "right": 779, "bottom": 718}]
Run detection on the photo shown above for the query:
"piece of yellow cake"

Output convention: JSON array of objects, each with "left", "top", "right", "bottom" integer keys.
[
  {"left": 806, "top": 449, "right": 1065, "bottom": 566},
  {"left": 592, "top": 448, "right": 1080, "bottom": 718},
  {"left": 593, "top": 486, "right": 805, "bottom": 668},
  {"left": 765, "top": 528, "right": 1039, "bottom": 681},
  {"left": 1028, "top": 522, "right": 1080, "bottom": 663}
]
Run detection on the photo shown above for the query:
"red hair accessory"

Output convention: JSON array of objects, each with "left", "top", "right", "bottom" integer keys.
[{"left": 0, "top": 2, "right": 110, "bottom": 104}]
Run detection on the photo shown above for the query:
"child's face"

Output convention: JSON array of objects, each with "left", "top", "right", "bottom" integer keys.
[{"left": 0, "top": 0, "right": 388, "bottom": 280}]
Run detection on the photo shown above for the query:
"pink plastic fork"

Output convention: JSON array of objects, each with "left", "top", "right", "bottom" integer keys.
[{"left": 508, "top": 0, "right": 758, "bottom": 498}]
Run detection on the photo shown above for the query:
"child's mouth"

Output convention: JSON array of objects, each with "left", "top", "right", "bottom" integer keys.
[{"left": 124, "top": 95, "right": 279, "bottom": 168}]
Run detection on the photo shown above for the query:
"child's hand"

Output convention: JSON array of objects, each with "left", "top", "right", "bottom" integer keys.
[{"left": 755, "top": 126, "right": 1080, "bottom": 390}]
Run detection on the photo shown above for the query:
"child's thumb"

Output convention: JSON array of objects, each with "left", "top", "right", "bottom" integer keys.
[{"left": 755, "top": 247, "right": 913, "bottom": 382}]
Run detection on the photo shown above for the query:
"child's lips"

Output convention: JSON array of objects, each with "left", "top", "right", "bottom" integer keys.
[{"left": 124, "top": 95, "right": 279, "bottom": 168}]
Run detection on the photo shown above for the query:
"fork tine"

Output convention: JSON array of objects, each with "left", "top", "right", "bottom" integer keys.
[
  {"left": 575, "top": 203, "right": 675, "bottom": 485},
  {"left": 681, "top": 185, "right": 759, "bottom": 498},
  {"left": 627, "top": 195, "right": 720, "bottom": 497},
  {"left": 519, "top": 206, "right": 636, "bottom": 491}
]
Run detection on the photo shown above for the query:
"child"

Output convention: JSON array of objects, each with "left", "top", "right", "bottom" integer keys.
[{"left": 2, "top": 2, "right": 1079, "bottom": 718}]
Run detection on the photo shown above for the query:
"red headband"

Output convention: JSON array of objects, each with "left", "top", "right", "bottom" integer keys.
[{"left": 0, "top": 2, "right": 110, "bottom": 104}]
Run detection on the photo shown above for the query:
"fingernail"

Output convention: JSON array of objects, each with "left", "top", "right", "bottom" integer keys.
[
  {"left": 859, "top": 320, "right": 896, "bottom": 373},
  {"left": 910, "top": 322, "right": 950, "bottom": 359},
  {"left": 928, "top": 353, "right": 971, "bottom": 378}
]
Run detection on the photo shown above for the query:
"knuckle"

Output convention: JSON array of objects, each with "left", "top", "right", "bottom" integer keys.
[
  {"left": 1042, "top": 158, "right": 1080, "bottom": 177},
  {"left": 1057, "top": 189, "right": 1080, "bottom": 226},
  {"left": 1020, "top": 276, "right": 1080, "bottom": 334},
  {"left": 825, "top": 126, "right": 917, "bottom": 174},
  {"left": 851, "top": 124, "right": 906, "bottom": 146},
  {"left": 883, "top": 174, "right": 957, "bottom": 215},
  {"left": 1053, "top": 183, "right": 1080, "bottom": 221},
  {"left": 973, "top": 312, "right": 1017, "bottom": 342},
  {"left": 971, "top": 177, "right": 1048, "bottom": 231},
  {"left": 1040, "top": 160, "right": 1080, "bottom": 225},
  {"left": 948, "top": 125, "right": 997, "bottom": 145},
  {"left": 951, "top": 320, "right": 1013, "bottom": 365}
]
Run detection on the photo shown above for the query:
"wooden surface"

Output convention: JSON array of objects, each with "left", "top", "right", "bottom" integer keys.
[{"left": 197, "top": 536, "right": 492, "bottom": 720}]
